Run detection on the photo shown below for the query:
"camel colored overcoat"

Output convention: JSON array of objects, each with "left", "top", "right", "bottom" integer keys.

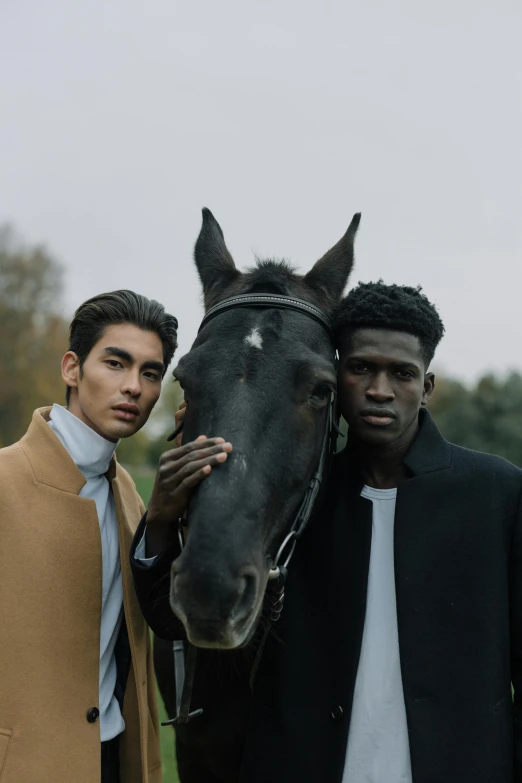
[{"left": 0, "top": 408, "right": 162, "bottom": 783}]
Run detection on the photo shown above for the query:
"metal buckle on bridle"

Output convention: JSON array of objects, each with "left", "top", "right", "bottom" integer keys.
[{"left": 267, "top": 530, "right": 297, "bottom": 580}]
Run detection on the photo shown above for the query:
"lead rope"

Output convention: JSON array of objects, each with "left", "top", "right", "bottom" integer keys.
[
  {"left": 161, "top": 640, "right": 203, "bottom": 725},
  {"left": 160, "top": 501, "right": 204, "bottom": 726}
]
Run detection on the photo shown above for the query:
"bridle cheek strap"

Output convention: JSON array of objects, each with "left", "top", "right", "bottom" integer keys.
[{"left": 267, "top": 390, "right": 334, "bottom": 579}]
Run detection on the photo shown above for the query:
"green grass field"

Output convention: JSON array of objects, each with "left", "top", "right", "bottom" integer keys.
[
  {"left": 132, "top": 472, "right": 181, "bottom": 782},
  {"left": 133, "top": 474, "right": 155, "bottom": 508}
]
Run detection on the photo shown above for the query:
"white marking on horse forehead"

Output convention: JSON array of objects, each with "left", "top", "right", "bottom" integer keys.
[{"left": 244, "top": 327, "right": 263, "bottom": 350}]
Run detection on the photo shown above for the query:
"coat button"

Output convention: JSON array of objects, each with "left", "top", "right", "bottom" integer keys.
[
  {"left": 86, "top": 707, "right": 100, "bottom": 723},
  {"left": 331, "top": 705, "right": 344, "bottom": 721}
]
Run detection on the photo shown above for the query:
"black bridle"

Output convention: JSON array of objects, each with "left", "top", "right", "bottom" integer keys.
[{"left": 162, "top": 293, "right": 338, "bottom": 726}]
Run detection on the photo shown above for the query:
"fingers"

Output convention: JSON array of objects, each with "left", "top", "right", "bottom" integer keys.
[
  {"left": 174, "top": 451, "right": 228, "bottom": 481},
  {"left": 148, "top": 432, "right": 231, "bottom": 524},
  {"left": 155, "top": 452, "right": 229, "bottom": 506},
  {"left": 177, "top": 463, "right": 216, "bottom": 490},
  {"left": 161, "top": 437, "right": 231, "bottom": 463},
  {"left": 159, "top": 446, "right": 232, "bottom": 485}
]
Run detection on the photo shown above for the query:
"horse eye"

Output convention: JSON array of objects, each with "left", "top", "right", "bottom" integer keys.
[{"left": 310, "top": 384, "right": 331, "bottom": 404}]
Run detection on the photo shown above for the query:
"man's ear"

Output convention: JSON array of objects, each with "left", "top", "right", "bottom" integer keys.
[
  {"left": 61, "top": 351, "right": 80, "bottom": 389},
  {"left": 194, "top": 208, "right": 240, "bottom": 309},
  {"left": 421, "top": 372, "right": 435, "bottom": 405}
]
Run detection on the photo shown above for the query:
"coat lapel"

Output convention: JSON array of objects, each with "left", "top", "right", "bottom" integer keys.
[
  {"left": 21, "top": 406, "right": 144, "bottom": 644},
  {"left": 19, "top": 407, "right": 86, "bottom": 494},
  {"left": 403, "top": 408, "right": 452, "bottom": 476},
  {"left": 394, "top": 411, "right": 454, "bottom": 776},
  {"left": 111, "top": 466, "right": 149, "bottom": 679},
  {"left": 329, "top": 410, "right": 452, "bottom": 717},
  {"left": 111, "top": 465, "right": 143, "bottom": 559},
  {"left": 326, "top": 451, "right": 373, "bottom": 707}
]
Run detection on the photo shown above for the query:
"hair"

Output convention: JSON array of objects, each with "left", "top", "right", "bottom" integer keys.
[
  {"left": 66, "top": 290, "right": 178, "bottom": 404},
  {"left": 333, "top": 280, "right": 445, "bottom": 367}
]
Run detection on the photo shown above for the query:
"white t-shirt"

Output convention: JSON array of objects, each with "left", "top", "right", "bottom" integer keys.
[{"left": 342, "top": 485, "right": 412, "bottom": 783}]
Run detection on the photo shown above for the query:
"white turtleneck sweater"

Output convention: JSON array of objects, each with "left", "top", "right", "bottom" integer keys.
[{"left": 48, "top": 404, "right": 125, "bottom": 742}]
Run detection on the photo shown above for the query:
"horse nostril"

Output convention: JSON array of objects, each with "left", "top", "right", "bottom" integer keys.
[{"left": 235, "top": 568, "right": 259, "bottom": 619}]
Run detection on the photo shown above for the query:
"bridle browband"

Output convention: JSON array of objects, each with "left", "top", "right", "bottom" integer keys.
[
  {"left": 199, "top": 292, "right": 335, "bottom": 341},
  {"left": 162, "top": 292, "right": 338, "bottom": 727}
]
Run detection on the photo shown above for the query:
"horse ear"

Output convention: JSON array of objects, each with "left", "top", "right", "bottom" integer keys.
[
  {"left": 304, "top": 213, "right": 361, "bottom": 310},
  {"left": 194, "top": 208, "right": 240, "bottom": 308}
]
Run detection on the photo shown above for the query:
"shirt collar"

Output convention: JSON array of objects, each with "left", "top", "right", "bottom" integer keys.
[
  {"left": 48, "top": 404, "right": 119, "bottom": 480},
  {"left": 402, "top": 408, "right": 452, "bottom": 476},
  {"left": 338, "top": 408, "right": 452, "bottom": 491}
]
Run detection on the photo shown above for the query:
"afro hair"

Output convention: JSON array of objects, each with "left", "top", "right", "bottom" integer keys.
[{"left": 333, "top": 280, "right": 445, "bottom": 367}]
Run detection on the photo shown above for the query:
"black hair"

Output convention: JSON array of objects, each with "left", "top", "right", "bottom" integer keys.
[
  {"left": 66, "top": 290, "right": 178, "bottom": 404},
  {"left": 333, "top": 280, "right": 444, "bottom": 367}
]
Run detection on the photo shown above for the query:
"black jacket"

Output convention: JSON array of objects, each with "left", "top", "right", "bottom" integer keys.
[{"left": 131, "top": 410, "right": 522, "bottom": 783}]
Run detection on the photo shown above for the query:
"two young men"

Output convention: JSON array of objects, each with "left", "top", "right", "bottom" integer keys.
[
  {"left": 132, "top": 282, "right": 522, "bottom": 782},
  {"left": 0, "top": 290, "right": 177, "bottom": 783}
]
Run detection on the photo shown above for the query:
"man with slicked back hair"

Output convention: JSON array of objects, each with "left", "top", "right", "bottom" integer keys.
[{"left": 0, "top": 290, "right": 179, "bottom": 783}]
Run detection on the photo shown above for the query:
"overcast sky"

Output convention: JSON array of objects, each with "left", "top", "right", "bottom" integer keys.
[{"left": 1, "top": 0, "right": 521, "bottom": 383}]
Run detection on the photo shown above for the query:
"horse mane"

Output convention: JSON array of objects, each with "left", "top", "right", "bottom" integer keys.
[
  {"left": 240, "top": 259, "right": 300, "bottom": 295},
  {"left": 209, "top": 256, "right": 333, "bottom": 312}
]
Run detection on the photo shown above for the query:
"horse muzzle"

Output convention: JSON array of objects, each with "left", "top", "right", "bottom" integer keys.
[{"left": 169, "top": 560, "right": 263, "bottom": 649}]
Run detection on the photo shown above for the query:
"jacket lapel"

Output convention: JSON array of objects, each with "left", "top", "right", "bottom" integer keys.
[
  {"left": 111, "top": 464, "right": 142, "bottom": 556},
  {"left": 403, "top": 408, "right": 452, "bottom": 476},
  {"left": 326, "top": 451, "right": 373, "bottom": 707},
  {"left": 329, "top": 410, "right": 452, "bottom": 714},
  {"left": 111, "top": 465, "right": 149, "bottom": 657},
  {"left": 19, "top": 407, "right": 86, "bottom": 494},
  {"left": 394, "top": 411, "right": 454, "bottom": 772}
]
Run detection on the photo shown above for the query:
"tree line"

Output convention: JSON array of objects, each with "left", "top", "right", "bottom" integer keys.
[{"left": 1, "top": 223, "right": 521, "bottom": 468}]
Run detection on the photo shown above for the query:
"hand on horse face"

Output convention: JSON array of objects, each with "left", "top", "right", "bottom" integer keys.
[{"left": 146, "top": 435, "right": 233, "bottom": 528}]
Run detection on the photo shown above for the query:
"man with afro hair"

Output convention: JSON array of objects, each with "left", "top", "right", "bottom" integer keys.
[
  {"left": 334, "top": 279, "right": 445, "bottom": 366},
  {"left": 129, "top": 278, "right": 522, "bottom": 783},
  {"left": 244, "top": 280, "right": 522, "bottom": 783}
]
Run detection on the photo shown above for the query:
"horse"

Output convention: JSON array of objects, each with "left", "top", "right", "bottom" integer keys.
[{"left": 154, "top": 207, "right": 360, "bottom": 782}]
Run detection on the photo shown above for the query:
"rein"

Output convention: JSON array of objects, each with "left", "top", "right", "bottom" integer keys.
[{"left": 162, "top": 293, "right": 337, "bottom": 727}]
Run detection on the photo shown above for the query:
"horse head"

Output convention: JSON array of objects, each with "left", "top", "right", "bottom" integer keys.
[{"left": 170, "top": 208, "right": 360, "bottom": 649}]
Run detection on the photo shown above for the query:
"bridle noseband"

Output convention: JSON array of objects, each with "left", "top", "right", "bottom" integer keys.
[{"left": 162, "top": 293, "right": 338, "bottom": 726}]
